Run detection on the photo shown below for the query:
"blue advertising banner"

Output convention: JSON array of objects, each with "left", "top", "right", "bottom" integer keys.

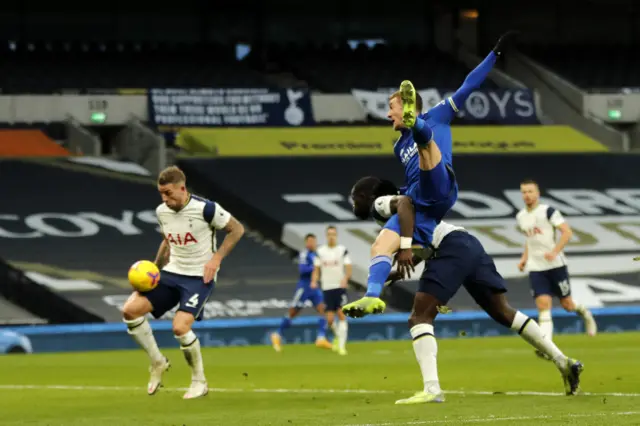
[
  {"left": 8, "top": 306, "right": 640, "bottom": 353},
  {"left": 352, "top": 88, "right": 538, "bottom": 124},
  {"left": 148, "top": 88, "right": 315, "bottom": 127}
]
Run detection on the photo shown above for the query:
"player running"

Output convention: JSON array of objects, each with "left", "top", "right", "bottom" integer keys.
[
  {"left": 270, "top": 233, "right": 332, "bottom": 352},
  {"left": 353, "top": 32, "right": 518, "bottom": 314},
  {"left": 122, "top": 166, "right": 245, "bottom": 399},
  {"left": 311, "top": 225, "right": 352, "bottom": 356},
  {"left": 517, "top": 179, "right": 597, "bottom": 356},
  {"left": 345, "top": 178, "right": 584, "bottom": 404}
]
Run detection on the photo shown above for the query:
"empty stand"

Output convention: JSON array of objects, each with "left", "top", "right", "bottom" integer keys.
[
  {"left": 0, "top": 295, "right": 46, "bottom": 325},
  {"left": 267, "top": 42, "right": 499, "bottom": 92},
  {"left": 0, "top": 40, "right": 500, "bottom": 93},
  {"left": 522, "top": 44, "right": 640, "bottom": 90}
]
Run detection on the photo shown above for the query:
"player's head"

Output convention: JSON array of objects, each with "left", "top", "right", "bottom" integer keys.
[
  {"left": 304, "top": 233, "right": 317, "bottom": 251},
  {"left": 387, "top": 90, "right": 423, "bottom": 131},
  {"left": 157, "top": 166, "right": 189, "bottom": 211},
  {"left": 520, "top": 178, "right": 540, "bottom": 207},
  {"left": 350, "top": 176, "right": 399, "bottom": 220},
  {"left": 326, "top": 225, "right": 338, "bottom": 246}
]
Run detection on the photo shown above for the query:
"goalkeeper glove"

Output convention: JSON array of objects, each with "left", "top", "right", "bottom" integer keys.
[{"left": 493, "top": 31, "right": 519, "bottom": 57}]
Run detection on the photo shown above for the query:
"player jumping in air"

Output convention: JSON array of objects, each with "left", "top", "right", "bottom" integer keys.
[
  {"left": 346, "top": 178, "right": 584, "bottom": 404},
  {"left": 311, "top": 225, "right": 353, "bottom": 356},
  {"left": 517, "top": 179, "right": 597, "bottom": 358},
  {"left": 347, "top": 31, "right": 519, "bottom": 317},
  {"left": 270, "top": 233, "right": 333, "bottom": 352},
  {"left": 122, "top": 166, "right": 245, "bottom": 399}
]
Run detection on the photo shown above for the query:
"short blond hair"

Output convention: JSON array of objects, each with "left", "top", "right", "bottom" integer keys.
[{"left": 157, "top": 166, "right": 186, "bottom": 185}]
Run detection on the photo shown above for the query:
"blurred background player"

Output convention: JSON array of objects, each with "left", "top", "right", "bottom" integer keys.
[
  {"left": 270, "top": 233, "right": 332, "bottom": 352},
  {"left": 122, "top": 166, "right": 244, "bottom": 399},
  {"left": 517, "top": 179, "right": 597, "bottom": 356},
  {"left": 311, "top": 225, "right": 352, "bottom": 355}
]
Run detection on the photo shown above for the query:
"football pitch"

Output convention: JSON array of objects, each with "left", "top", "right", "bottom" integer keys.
[{"left": 0, "top": 332, "right": 638, "bottom": 425}]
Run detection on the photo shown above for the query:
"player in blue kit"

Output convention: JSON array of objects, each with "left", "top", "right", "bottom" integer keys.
[
  {"left": 347, "top": 32, "right": 519, "bottom": 317},
  {"left": 122, "top": 166, "right": 245, "bottom": 399},
  {"left": 270, "top": 233, "right": 332, "bottom": 352},
  {"left": 345, "top": 177, "right": 584, "bottom": 404},
  {"left": 392, "top": 32, "right": 518, "bottom": 219}
]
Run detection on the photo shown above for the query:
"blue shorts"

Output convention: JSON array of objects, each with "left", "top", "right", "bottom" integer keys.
[
  {"left": 144, "top": 270, "right": 214, "bottom": 321},
  {"left": 383, "top": 211, "right": 437, "bottom": 248},
  {"left": 290, "top": 286, "right": 324, "bottom": 309},
  {"left": 405, "top": 162, "right": 458, "bottom": 222},
  {"left": 419, "top": 231, "right": 507, "bottom": 304},
  {"left": 529, "top": 266, "right": 571, "bottom": 298},
  {"left": 323, "top": 288, "right": 348, "bottom": 312}
]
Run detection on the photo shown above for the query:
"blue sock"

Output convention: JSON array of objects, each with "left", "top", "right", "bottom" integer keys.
[
  {"left": 412, "top": 117, "right": 433, "bottom": 147},
  {"left": 317, "top": 317, "right": 327, "bottom": 338},
  {"left": 365, "top": 255, "right": 393, "bottom": 297},
  {"left": 277, "top": 316, "right": 292, "bottom": 335}
]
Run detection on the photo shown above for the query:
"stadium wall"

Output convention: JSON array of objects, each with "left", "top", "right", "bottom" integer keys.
[{"left": 7, "top": 306, "right": 640, "bottom": 353}]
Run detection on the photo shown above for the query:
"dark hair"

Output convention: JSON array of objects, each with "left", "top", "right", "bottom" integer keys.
[
  {"left": 520, "top": 178, "right": 538, "bottom": 187},
  {"left": 304, "top": 233, "right": 316, "bottom": 240},
  {"left": 352, "top": 176, "right": 398, "bottom": 197},
  {"left": 326, "top": 225, "right": 337, "bottom": 232}
]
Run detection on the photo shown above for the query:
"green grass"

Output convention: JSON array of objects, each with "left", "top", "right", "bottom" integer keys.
[{"left": 0, "top": 333, "right": 639, "bottom": 425}]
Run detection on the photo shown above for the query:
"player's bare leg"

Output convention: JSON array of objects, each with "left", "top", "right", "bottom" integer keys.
[
  {"left": 314, "top": 304, "right": 332, "bottom": 349},
  {"left": 481, "top": 292, "right": 583, "bottom": 395},
  {"left": 122, "top": 292, "right": 170, "bottom": 396},
  {"left": 396, "top": 292, "right": 445, "bottom": 405},
  {"left": 334, "top": 309, "right": 349, "bottom": 356},
  {"left": 271, "top": 306, "right": 301, "bottom": 352},
  {"left": 173, "top": 311, "right": 208, "bottom": 399},
  {"left": 560, "top": 296, "right": 597, "bottom": 337}
]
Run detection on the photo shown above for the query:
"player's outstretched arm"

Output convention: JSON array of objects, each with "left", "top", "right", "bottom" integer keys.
[
  {"left": 431, "top": 31, "right": 518, "bottom": 124},
  {"left": 154, "top": 238, "right": 170, "bottom": 269}
]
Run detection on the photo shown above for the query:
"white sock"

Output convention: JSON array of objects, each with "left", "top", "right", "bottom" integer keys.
[
  {"left": 511, "top": 311, "right": 567, "bottom": 370},
  {"left": 538, "top": 309, "right": 553, "bottom": 340},
  {"left": 410, "top": 323, "right": 441, "bottom": 394},
  {"left": 176, "top": 330, "right": 205, "bottom": 382},
  {"left": 574, "top": 303, "right": 587, "bottom": 316},
  {"left": 331, "top": 322, "right": 338, "bottom": 338},
  {"left": 337, "top": 320, "right": 348, "bottom": 350},
  {"left": 124, "top": 317, "right": 163, "bottom": 364}
]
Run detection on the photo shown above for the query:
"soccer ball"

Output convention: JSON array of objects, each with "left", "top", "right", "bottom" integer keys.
[{"left": 128, "top": 260, "right": 160, "bottom": 292}]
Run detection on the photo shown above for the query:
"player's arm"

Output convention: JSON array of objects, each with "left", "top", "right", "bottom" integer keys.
[
  {"left": 548, "top": 209, "right": 573, "bottom": 259},
  {"left": 518, "top": 243, "right": 528, "bottom": 272},
  {"left": 298, "top": 251, "right": 315, "bottom": 274},
  {"left": 154, "top": 238, "right": 170, "bottom": 269},
  {"left": 377, "top": 195, "right": 416, "bottom": 278},
  {"left": 216, "top": 216, "right": 245, "bottom": 259},
  {"left": 341, "top": 252, "right": 353, "bottom": 288},
  {"left": 311, "top": 254, "right": 321, "bottom": 289},
  {"left": 428, "top": 32, "right": 517, "bottom": 125},
  {"left": 204, "top": 201, "right": 245, "bottom": 283}
]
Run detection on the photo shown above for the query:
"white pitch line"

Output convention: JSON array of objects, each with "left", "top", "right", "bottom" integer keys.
[
  {"left": 344, "top": 411, "right": 640, "bottom": 426},
  {"left": 0, "top": 384, "right": 639, "bottom": 398}
]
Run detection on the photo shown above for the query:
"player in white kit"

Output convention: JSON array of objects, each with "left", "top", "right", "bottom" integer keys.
[
  {"left": 311, "top": 225, "right": 352, "bottom": 355},
  {"left": 122, "top": 166, "right": 245, "bottom": 399},
  {"left": 516, "top": 179, "right": 597, "bottom": 358}
]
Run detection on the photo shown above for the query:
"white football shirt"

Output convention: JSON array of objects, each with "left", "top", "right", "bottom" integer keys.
[
  {"left": 156, "top": 194, "right": 231, "bottom": 277},
  {"left": 516, "top": 204, "right": 567, "bottom": 272},
  {"left": 314, "top": 244, "right": 352, "bottom": 290}
]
